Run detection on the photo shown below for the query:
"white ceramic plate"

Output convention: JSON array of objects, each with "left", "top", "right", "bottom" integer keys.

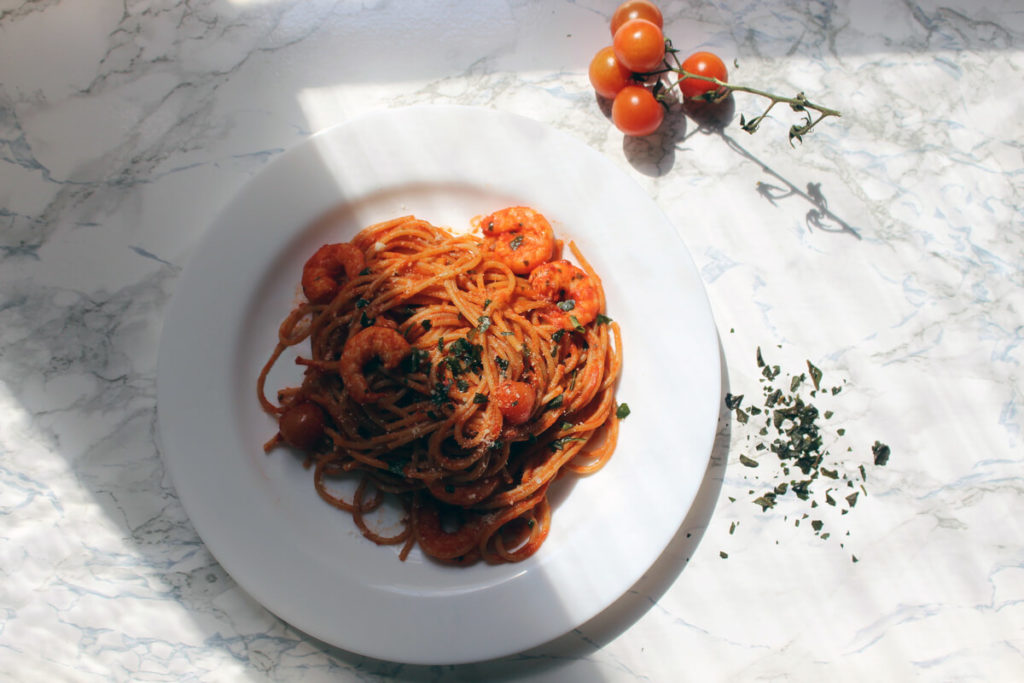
[{"left": 157, "top": 105, "right": 720, "bottom": 665}]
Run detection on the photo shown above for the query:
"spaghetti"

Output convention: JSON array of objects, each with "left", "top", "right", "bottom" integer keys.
[{"left": 258, "top": 207, "right": 623, "bottom": 565}]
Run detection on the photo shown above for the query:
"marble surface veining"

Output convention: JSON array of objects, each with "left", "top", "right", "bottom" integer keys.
[{"left": 2, "top": 0, "right": 1023, "bottom": 680}]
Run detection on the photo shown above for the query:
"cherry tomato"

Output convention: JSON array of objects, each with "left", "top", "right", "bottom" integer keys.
[
  {"left": 611, "top": 85, "right": 664, "bottom": 137},
  {"left": 589, "top": 46, "right": 633, "bottom": 99},
  {"left": 612, "top": 18, "right": 665, "bottom": 74},
  {"left": 278, "top": 401, "right": 326, "bottom": 450},
  {"left": 610, "top": 0, "right": 664, "bottom": 36},
  {"left": 679, "top": 51, "right": 729, "bottom": 100},
  {"left": 492, "top": 381, "right": 536, "bottom": 426}
]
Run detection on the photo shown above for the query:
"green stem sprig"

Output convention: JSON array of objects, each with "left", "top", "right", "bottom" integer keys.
[{"left": 653, "top": 42, "right": 842, "bottom": 144}]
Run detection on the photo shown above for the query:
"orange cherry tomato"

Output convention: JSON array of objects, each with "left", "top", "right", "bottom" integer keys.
[
  {"left": 492, "top": 381, "right": 536, "bottom": 426},
  {"left": 611, "top": 85, "right": 664, "bottom": 137},
  {"left": 610, "top": 0, "right": 664, "bottom": 36},
  {"left": 589, "top": 46, "right": 633, "bottom": 99},
  {"left": 612, "top": 18, "right": 665, "bottom": 74},
  {"left": 278, "top": 401, "right": 326, "bottom": 450},
  {"left": 679, "top": 51, "right": 729, "bottom": 100}
]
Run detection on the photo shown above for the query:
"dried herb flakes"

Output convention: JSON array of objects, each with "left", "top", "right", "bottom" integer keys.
[{"left": 725, "top": 346, "right": 892, "bottom": 562}]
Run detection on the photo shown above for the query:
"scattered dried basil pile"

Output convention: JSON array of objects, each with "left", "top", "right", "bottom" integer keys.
[{"left": 722, "top": 346, "right": 891, "bottom": 562}]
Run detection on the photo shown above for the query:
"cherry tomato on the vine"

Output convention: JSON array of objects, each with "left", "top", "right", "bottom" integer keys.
[
  {"left": 612, "top": 18, "right": 665, "bottom": 74},
  {"left": 589, "top": 46, "right": 633, "bottom": 99},
  {"left": 610, "top": 0, "right": 663, "bottom": 36},
  {"left": 679, "top": 51, "right": 729, "bottom": 100},
  {"left": 611, "top": 85, "right": 664, "bottom": 137}
]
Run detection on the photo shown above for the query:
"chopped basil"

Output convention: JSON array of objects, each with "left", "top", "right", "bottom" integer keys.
[
  {"left": 546, "top": 393, "right": 564, "bottom": 410},
  {"left": 872, "top": 441, "right": 891, "bottom": 466},
  {"left": 477, "top": 315, "right": 491, "bottom": 333},
  {"left": 807, "top": 360, "right": 822, "bottom": 391},
  {"left": 557, "top": 299, "right": 576, "bottom": 312},
  {"left": 569, "top": 315, "right": 584, "bottom": 332},
  {"left": 595, "top": 313, "right": 613, "bottom": 325},
  {"left": 473, "top": 393, "right": 488, "bottom": 404},
  {"left": 615, "top": 403, "right": 631, "bottom": 420},
  {"left": 724, "top": 346, "right": 892, "bottom": 562},
  {"left": 402, "top": 347, "right": 429, "bottom": 374},
  {"left": 509, "top": 234, "right": 524, "bottom": 251},
  {"left": 358, "top": 267, "right": 371, "bottom": 276},
  {"left": 445, "top": 337, "right": 483, "bottom": 375},
  {"left": 421, "top": 319, "right": 432, "bottom": 331},
  {"left": 430, "top": 380, "right": 452, "bottom": 406},
  {"left": 549, "top": 436, "right": 585, "bottom": 451}
]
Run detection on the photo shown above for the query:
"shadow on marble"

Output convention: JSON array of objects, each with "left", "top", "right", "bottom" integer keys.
[
  {"left": 715, "top": 130, "right": 863, "bottom": 240},
  {"left": 617, "top": 91, "right": 863, "bottom": 239}
]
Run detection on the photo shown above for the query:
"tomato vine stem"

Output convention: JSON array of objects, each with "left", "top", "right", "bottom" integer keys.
[{"left": 647, "top": 41, "right": 842, "bottom": 144}]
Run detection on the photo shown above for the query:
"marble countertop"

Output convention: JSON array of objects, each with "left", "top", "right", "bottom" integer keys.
[{"left": 2, "top": 0, "right": 1022, "bottom": 680}]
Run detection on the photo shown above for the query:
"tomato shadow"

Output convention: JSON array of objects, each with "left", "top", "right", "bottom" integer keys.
[
  {"left": 641, "top": 92, "right": 862, "bottom": 240},
  {"left": 618, "top": 89, "right": 690, "bottom": 178},
  {"left": 618, "top": 89, "right": 744, "bottom": 177}
]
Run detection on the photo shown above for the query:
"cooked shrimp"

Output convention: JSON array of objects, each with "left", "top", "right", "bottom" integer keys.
[
  {"left": 413, "top": 497, "right": 484, "bottom": 560},
  {"left": 528, "top": 259, "right": 600, "bottom": 329},
  {"left": 302, "top": 242, "right": 365, "bottom": 304},
  {"left": 478, "top": 206, "right": 555, "bottom": 275},
  {"left": 339, "top": 326, "right": 411, "bottom": 404}
]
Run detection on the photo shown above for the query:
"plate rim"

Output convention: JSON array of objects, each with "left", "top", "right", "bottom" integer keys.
[{"left": 156, "top": 104, "right": 721, "bottom": 664}]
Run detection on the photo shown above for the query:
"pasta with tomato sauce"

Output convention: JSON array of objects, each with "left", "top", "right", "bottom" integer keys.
[{"left": 257, "top": 206, "right": 623, "bottom": 565}]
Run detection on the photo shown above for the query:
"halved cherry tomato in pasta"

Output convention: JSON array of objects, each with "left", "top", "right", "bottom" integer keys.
[
  {"left": 611, "top": 85, "right": 664, "bottom": 136},
  {"left": 612, "top": 18, "right": 665, "bottom": 74},
  {"left": 492, "top": 381, "right": 536, "bottom": 426},
  {"left": 589, "top": 46, "right": 633, "bottom": 99},
  {"left": 278, "top": 401, "right": 326, "bottom": 450},
  {"left": 610, "top": 0, "right": 664, "bottom": 36},
  {"left": 679, "top": 51, "right": 729, "bottom": 100}
]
